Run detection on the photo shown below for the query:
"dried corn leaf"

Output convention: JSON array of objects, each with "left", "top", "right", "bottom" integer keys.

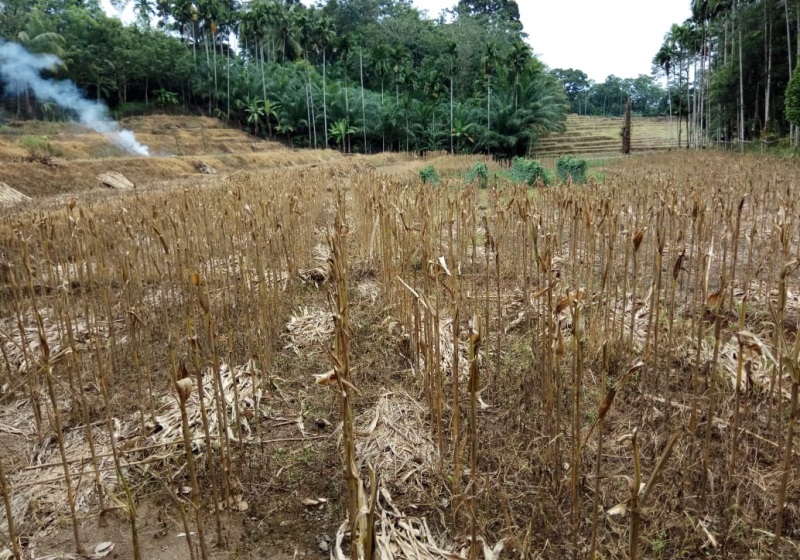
[
  {"left": 607, "top": 502, "right": 627, "bottom": 516},
  {"left": 284, "top": 307, "right": 335, "bottom": 354}
]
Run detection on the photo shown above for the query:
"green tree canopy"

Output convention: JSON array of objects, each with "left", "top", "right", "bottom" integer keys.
[{"left": 1, "top": 0, "right": 569, "bottom": 156}]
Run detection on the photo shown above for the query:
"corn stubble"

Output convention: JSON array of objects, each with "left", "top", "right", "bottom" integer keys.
[{"left": 0, "top": 153, "right": 799, "bottom": 558}]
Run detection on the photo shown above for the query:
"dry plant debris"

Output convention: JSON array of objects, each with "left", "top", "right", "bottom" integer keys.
[
  {"left": 0, "top": 182, "right": 31, "bottom": 206},
  {"left": 96, "top": 171, "right": 134, "bottom": 190},
  {"left": 192, "top": 160, "right": 217, "bottom": 174},
  {"left": 0, "top": 310, "right": 119, "bottom": 376},
  {"left": 0, "top": 361, "right": 261, "bottom": 538},
  {"left": 298, "top": 244, "right": 331, "bottom": 284},
  {"left": 284, "top": 307, "right": 335, "bottom": 354},
  {"left": 354, "top": 391, "right": 436, "bottom": 493},
  {"left": 336, "top": 391, "right": 503, "bottom": 560},
  {"left": 1, "top": 153, "right": 800, "bottom": 558}
]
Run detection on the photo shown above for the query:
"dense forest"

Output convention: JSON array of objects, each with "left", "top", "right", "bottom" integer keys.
[
  {"left": 0, "top": 0, "right": 573, "bottom": 156},
  {"left": 6, "top": 0, "right": 797, "bottom": 153},
  {"left": 655, "top": 0, "right": 800, "bottom": 146}
]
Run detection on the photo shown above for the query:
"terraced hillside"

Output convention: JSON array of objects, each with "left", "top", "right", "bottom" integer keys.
[
  {"left": 534, "top": 114, "right": 677, "bottom": 158},
  {"left": 0, "top": 115, "right": 341, "bottom": 197}
]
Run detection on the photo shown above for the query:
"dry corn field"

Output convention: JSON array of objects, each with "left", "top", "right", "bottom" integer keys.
[{"left": 1, "top": 152, "right": 800, "bottom": 560}]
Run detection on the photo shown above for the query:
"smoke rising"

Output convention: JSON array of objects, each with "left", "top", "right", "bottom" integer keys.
[{"left": 0, "top": 40, "right": 150, "bottom": 156}]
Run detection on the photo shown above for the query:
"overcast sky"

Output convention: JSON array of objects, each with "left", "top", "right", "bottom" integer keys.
[{"left": 405, "top": 0, "right": 693, "bottom": 81}]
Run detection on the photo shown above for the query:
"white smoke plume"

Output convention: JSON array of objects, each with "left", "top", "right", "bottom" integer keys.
[{"left": 0, "top": 40, "right": 150, "bottom": 156}]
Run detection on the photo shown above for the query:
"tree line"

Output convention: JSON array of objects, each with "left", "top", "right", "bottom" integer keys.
[
  {"left": 551, "top": 70, "right": 668, "bottom": 118},
  {"left": 655, "top": 0, "right": 800, "bottom": 147},
  {"left": 0, "top": 0, "right": 570, "bottom": 157}
]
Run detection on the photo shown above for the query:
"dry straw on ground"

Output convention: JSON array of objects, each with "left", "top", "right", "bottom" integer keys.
[
  {"left": 1, "top": 151, "right": 800, "bottom": 558},
  {"left": 0, "top": 361, "right": 260, "bottom": 538},
  {"left": 0, "top": 182, "right": 31, "bottom": 206}
]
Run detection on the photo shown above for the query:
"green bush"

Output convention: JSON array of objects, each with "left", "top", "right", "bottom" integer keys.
[
  {"left": 419, "top": 164, "right": 440, "bottom": 185},
  {"left": 465, "top": 161, "right": 489, "bottom": 188},
  {"left": 18, "top": 135, "right": 62, "bottom": 158},
  {"left": 556, "top": 156, "right": 588, "bottom": 184},
  {"left": 154, "top": 88, "right": 180, "bottom": 106},
  {"left": 509, "top": 157, "right": 550, "bottom": 186}
]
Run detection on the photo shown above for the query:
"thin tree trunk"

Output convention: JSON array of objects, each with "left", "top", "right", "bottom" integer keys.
[
  {"left": 786, "top": 0, "right": 794, "bottom": 143},
  {"left": 739, "top": 1, "right": 745, "bottom": 148},
  {"left": 360, "top": 51, "right": 367, "bottom": 152},
  {"left": 323, "top": 49, "right": 328, "bottom": 149},
  {"left": 724, "top": 19, "right": 729, "bottom": 66},
  {"left": 677, "top": 61, "right": 683, "bottom": 148},
  {"left": 261, "top": 41, "right": 267, "bottom": 102},
  {"left": 667, "top": 71, "right": 674, "bottom": 145},
  {"left": 487, "top": 78, "right": 491, "bottom": 132},
  {"left": 344, "top": 56, "right": 350, "bottom": 153},
  {"left": 226, "top": 36, "right": 231, "bottom": 120},
  {"left": 309, "top": 76, "right": 318, "bottom": 148},
  {"left": 450, "top": 76, "right": 454, "bottom": 154},
  {"left": 765, "top": 0, "right": 773, "bottom": 134},
  {"left": 306, "top": 82, "right": 313, "bottom": 146},
  {"left": 204, "top": 34, "right": 212, "bottom": 113},
  {"left": 212, "top": 29, "right": 218, "bottom": 111},
  {"left": 687, "top": 59, "right": 692, "bottom": 148},
  {"left": 192, "top": 23, "right": 197, "bottom": 66},
  {"left": 699, "top": 30, "right": 705, "bottom": 148}
]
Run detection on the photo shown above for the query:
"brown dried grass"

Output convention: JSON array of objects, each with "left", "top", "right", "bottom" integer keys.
[{"left": 0, "top": 150, "right": 799, "bottom": 558}]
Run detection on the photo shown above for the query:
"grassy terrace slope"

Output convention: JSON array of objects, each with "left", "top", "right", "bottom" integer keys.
[
  {"left": 0, "top": 115, "right": 340, "bottom": 197},
  {"left": 534, "top": 114, "right": 676, "bottom": 158}
]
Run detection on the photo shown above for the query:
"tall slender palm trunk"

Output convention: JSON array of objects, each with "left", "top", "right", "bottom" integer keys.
[
  {"left": 360, "top": 51, "right": 367, "bottom": 152},
  {"left": 322, "top": 50, "right": 328, "bottom": 149}
]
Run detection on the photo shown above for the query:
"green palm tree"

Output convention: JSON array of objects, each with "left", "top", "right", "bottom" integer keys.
[
  {"left": 328, "top": 119, "right": 357, "bottom": 152},
  {"left": 16, "top": 30, "right": 66, "bottom": 58},
  {"left": 390, "top": 46, "right": 407, "bottom": 104},
  {"left": 653, "top": 41, "right": 676, "bottom": 143},
  {"left": 452, "top": 117, "right": 477, "bottom": 153},
  {"left": 14, "top": 26, "right": 65, "bottom": 117},
  {"left": 240, "top": 97, "right": 264, "bottom": 135},
  {"left": 275, "top": 122, "right": 295, "bottom": 141},
  {"left": 272, "top": 3, "right": 302, "bottom": 62},
  {"left": 262, "top": 99, "right": 281, "bottom": 138},
  {"left": 507, "top": 41, "right": 531, "bottom": 107}
]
